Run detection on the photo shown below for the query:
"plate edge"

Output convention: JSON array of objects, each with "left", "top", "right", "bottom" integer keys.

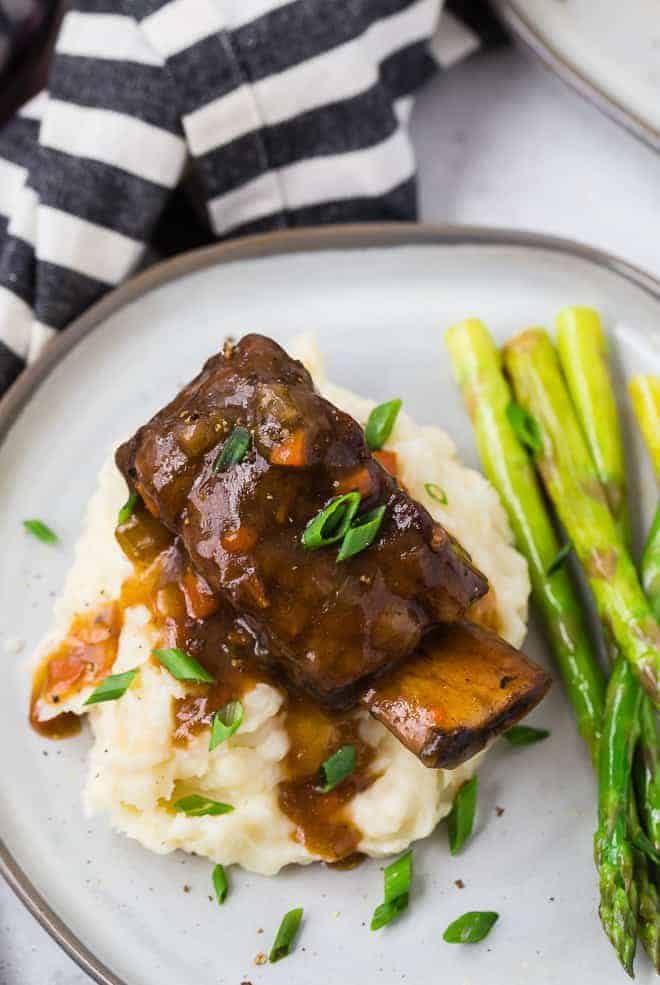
[{"left": 492, "top": 0, "right": 660, "bottom": 150}]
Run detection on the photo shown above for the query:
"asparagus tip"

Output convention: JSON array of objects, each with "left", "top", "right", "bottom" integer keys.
[{"left": 595, "top": 833, "right": 638, "bottom": 978}]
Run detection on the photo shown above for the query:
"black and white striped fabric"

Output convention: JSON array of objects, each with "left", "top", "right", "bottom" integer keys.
[{"left": 0, "top": 0, "right": 481, "bottom": 396}]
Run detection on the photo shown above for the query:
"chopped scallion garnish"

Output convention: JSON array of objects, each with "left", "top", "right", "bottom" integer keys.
[
  {"left": 117, "top": 490, "right": 140, "bottom": 525},
  {"left": 212, "top": 863, "right": 229, "bottom": 903},
  {"left": 503, "top": 725, "right": 550, "bottom": 746},
  {"left": 424, "top": 482, "right": 448, "bottom": 505},
  {"left": 370, "top": 851, "right": 413, "bottom": 930},
  {"left": 213, "top": 426, "right": 251, "bottom": 473},
  {"left": 209, "top": 699, "right": 244, "bottom": 750},
  {"left": 302, "top": 493, "right": 361, "bottom": 550},
  {"left": 546, "top": 542, "right": 572, "bottom": 576},
  {"left": 337, "top": 505, "right": 386, "bottom": 562},
  {"left": 443, "top": 911, "right": 499, "bottom": 944},
  {"left": 152, "top": 648, "right": 215, "bottom": 683},
  {"left": 365, "top": 399, "right": 402, "bottom": 451},
  {"left": 83, "top": 667, "right": 139, "bottom": 705},
  {"left": 384, "top": 850, "right": 412, "bottom": 903},
  {"left": 370, "top": 894, "right": 409, "bottom": 931},
  {"left": 317, "top": 745, "right": 356, "bottom": 793},
  {"left": 447, "top": 776, "right": 478, "bottom": 855},
  {"left": 23, "top": 519, "right": 58, "bottom": 544},
  {"left": 269, "top": 907, "right": 303, "bottom": 962},
  {"left": 506, "top": 401, "right": 543, "bottom": 457},
  {"left": 173, "top": 794, "right": 234, "bottom": 817}
]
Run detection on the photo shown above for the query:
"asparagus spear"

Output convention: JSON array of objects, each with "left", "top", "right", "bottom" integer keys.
[
  {"left": 594, "top": 654, "right": 641, "bottom": 977},
  {"left": 629, "top": 375, "right": 660, "bottom": 620},
  {"left": 630, "top": 810, "right": 660, "bottom": 970},
  {"left": 503, "top": 329, "right": 660, "bottom": 708},
  {"left": 445, "top": 319, "right": 605, "bottom": 758},
  {"left": 629, "top": 375, "right": 660, "bottom": 480},
  {"left": 556, "top": 307, "right": 630, "bottom": 545},
  {"left": 635, "top": 695, "right": 660, "bottom": 857},
  {"left": 629, "top": 374, "right": 660, "bottom": 855},
  {"left": 642, "top": 511, "right": 660, "bottom": 623},
  {"left": 556, "top": 307, "right": 659, "bottom": 966}
]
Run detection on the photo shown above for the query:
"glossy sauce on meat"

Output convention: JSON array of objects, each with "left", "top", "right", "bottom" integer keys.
[
  {"left": 116, "top": 335, "right": 488, "bottom": 707},
  {"left": 30, "top": 504, "right": 378, "bottom": 862}
]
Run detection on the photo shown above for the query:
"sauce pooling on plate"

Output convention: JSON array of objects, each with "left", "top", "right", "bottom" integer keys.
[{"left": 30, "top": 503, "right": 379, "bottom": 862}]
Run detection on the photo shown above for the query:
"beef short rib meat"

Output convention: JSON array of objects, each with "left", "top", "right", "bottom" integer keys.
[
  {"left": 363, "top": 621, "right": 551, "bottom": 768},
  {"left": 116, "top": 335, "right": 487, "bottom": 707}
]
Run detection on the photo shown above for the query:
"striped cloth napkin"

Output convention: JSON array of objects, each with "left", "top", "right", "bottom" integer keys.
[{"left": 0, "top": 0, "right": 486, "bottom": 397}]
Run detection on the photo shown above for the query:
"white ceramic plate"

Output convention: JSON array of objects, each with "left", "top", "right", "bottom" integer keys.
[
  {"left": 1, "top": 226, "right": 659, "bottom": 985},
  {"left": 494, "top": 0, "right": 660, "bottom": 149}
]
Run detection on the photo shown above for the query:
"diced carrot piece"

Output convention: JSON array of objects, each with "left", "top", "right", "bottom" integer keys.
[
  {"left": 181, "top": 568, "right": 219, "bottom": 619},
  {"left": 335, "top": 467, "right": 375, "bottom": 497},
  {"left": 221, "top": 525, "right": 259, "bottom": 554},
  {"left": 270, "top": 429, "right": 308, "bottom": 466},
  {"left": 374, "top": 449, "right": 398, "bottom": 476}
]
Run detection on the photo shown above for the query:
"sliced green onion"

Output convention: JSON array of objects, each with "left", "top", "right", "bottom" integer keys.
[
  {"left": 173, "top": 794, "right": 234, "bottom": 817},
  {"left": 269, "top": 907, "right": 303, "bottom": 962},
  {"left": 424, "top": 482, "right": 448, "bottom": 505},
  {"left": 546, "top": 542, "right": 572, "bottom": 576},
  {"left": 503, "top": 725, "right": 550, "bottom": 746},
  {"left": 117, "top": 490, "right": 140, "bottom": 526},
  {"left": 302, "top": 493, "right": 361, "bottom": 550},
  {"left": 213, "top": 426, "right": 251, "bottom": 473},
  {"left": 337, "top": 505, "right": 386, "bottom": 562},
  {"left": 23, "top": 519, "right": 58, "bottom": 544},
  {"left": 212, "top": 863, "right": 229, "bottom": 904},
  {"left": 443, "top": 911, "right": 499, "bottom": 944},
  {"left": 384, "top": 851, "right": 412, "bottom": 903},
  {"left": 632, "top": 829, "right": 660, "bottom": 865},
  {"left": 371, "top": 850, "right": 413, "bottom": 930},
  {"left": 209, "top": 700, "right": 244, "bottom": 751},
  {"left": 447, "top": 776, "right": 478, "bottom": 856},
  {"left": 152, "top": 648, "right": 215, "bottom": 683},
  {"left": 83, "top": 668, "right": 139, "bottom": 706},
  {"left": 365, "top": 399, "right": 402, "bottom": 451},
  {"left": 506, "top": 400, "right": 543, "bottom": 457},
  {"left": 317, "top": 745, "right": 356, "bottom": 793},
  {"left": 370, "top": 894, "right": 409, "bottom": 931}
]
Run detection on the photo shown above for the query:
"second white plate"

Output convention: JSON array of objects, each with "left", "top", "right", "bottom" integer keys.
[{"left": 495, "top": 0, "right": 660, "bottom": 148}]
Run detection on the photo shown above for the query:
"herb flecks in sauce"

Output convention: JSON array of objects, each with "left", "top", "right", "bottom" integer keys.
[{"left": 31, "top": 501, "right": 378, "bottom": 862}]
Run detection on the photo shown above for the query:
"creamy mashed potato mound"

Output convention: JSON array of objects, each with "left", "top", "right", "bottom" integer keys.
[{"left": 31, "top": 337, "right": 530, "bottom": 876}]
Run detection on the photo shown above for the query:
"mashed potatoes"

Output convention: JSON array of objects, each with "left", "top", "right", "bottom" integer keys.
[{"left": 31, "top": 337, "right": 529, "bottom": 876}]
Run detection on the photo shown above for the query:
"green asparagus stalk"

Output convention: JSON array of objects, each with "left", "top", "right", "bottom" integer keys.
[
  {"left": 629, "top": 376, "right": 660, "bottom": 481},
  {"left": 503, "top": 329, "right": 660, "bottom": 708},
  {"left": 556, "top": 307, "right": 630, "bottom": 545},
  {"left": 642, "top": 511, "right": 660, "bottom": 624},
  {"left": 629, "top": 374, "right": 660, "bottom": 856},
  {"left": 445, "top": 319, "right": 605, "bottom": 758},
  {"left": 635, "top": 696, "right": 660, "bottom": 856},
  {"left": 594, "top": 654, "right": 641, "bottom": 977},
  {"left": 629, "top": 804, "right": 660, "bottom": 970},
  {"left": 556, "top": 307, "right": 659, "bottom": 967},
  {"left": 630, "top": 375, "right": 660, "bottom": 621}
]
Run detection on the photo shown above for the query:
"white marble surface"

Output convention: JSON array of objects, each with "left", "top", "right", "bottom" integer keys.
[{"left": 1, "top": 43, "right": 659, "bottom": 985}]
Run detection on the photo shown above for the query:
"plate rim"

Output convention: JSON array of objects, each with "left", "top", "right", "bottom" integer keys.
[
  {"left": 492, "top": 0, "right": 660, "bottom": 151},
  {"left": 1, "top": 221, "right": 659, "bottom": 985}
]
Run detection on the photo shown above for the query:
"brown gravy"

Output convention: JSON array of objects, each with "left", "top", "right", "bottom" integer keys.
[{"left": 29, "top": 503, "right": 375, "bottom": 861}]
